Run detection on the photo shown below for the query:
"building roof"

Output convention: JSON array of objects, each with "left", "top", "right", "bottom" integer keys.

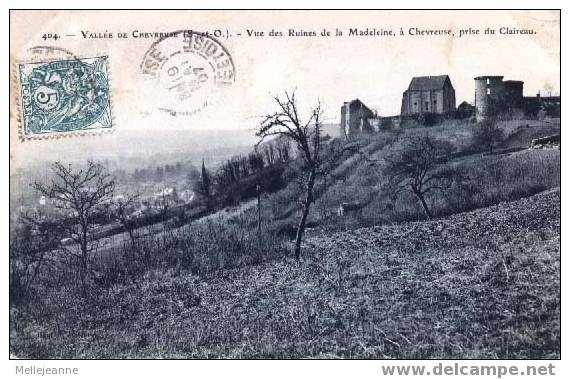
[
  {"left": 474, "top": 75, "right": 504, "bottom": 81},
  {"left": 407, "top": 75, "right": 452, "bottom": 91},
  {"left": 344, "top": 98, "right": 373, "bottom": 114},
  {"left": 457, "top": 101, "right": 475, "bottom": 109}
]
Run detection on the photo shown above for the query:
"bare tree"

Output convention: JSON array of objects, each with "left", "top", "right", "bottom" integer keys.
[
  {"left": 112, "top": 193, "right": 141, "bottom": 248},
  {"left": 33, "top": 161, "right": 115, "bottom": 292},
  {"left": 256, "top": 91, "right": 322, "bottom": 260},
  {"left": 385, "top": 134, "right": 455, "bottom": 220},
  {"left": 257, "top": 91, "right": 356, "bottom": 260}
]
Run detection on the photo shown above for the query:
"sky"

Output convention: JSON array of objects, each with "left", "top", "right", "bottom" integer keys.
[{"left": 10, "top": 10, "right": 560, "bottom": 167}]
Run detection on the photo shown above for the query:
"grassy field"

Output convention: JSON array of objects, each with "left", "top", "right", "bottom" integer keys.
[{"left": 10, "top": 188, "right": 560, "bottom": 359}]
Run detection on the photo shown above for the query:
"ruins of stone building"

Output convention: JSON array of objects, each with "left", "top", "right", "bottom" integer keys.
[
  {"left": 400, "top": 75, "right": 456, "bottom": 116},
  {"left": 474, "top": 76, "right": 560, "bottom": 120},
  {"left": 340, "top": 99, "right": 375, "bottom": 139},
  {"left": 523, "top": 93, "right": 561, "bottom": 119},
  {"left": 474, "top": 76, "right": 524, "bottom": 120}
]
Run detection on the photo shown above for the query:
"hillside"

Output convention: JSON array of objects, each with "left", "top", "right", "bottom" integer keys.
[
  {"left": 256, "top": 118, "right": 560, "bottom": 235},
  {"left": 499, "top": 120, "right": 561, "bottom": 149},
  {"left": 59, "top": 119, "right": 561, "bottom": 265},
  {"left": 11, "top": 188, "right": 560, "bottom": 359},
  {"left": 10, "top": 117, "right": 561, "bottom": 359}
]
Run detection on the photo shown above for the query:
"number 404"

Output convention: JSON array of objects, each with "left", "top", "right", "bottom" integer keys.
[{"left": 42, "top": 33, "right": 60, "bottom": 40}]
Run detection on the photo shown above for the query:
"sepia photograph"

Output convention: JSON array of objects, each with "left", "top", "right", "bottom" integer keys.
[{"left": 8, "top": 9, "right": 560, "bottom": 363}]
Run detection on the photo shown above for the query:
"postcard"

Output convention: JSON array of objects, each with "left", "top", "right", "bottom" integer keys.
[{"left": 9, "top": 10, "right": 560, "bottom": 360}]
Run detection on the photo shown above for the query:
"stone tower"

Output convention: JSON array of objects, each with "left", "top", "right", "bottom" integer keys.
[{"left": 474, "top": 76, "right": 504, "bottom": 120}]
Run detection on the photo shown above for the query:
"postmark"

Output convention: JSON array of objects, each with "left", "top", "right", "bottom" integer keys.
[
  {"left": 140, "top": 30, "right": 235, "bottom": 116},
  {"left": 17, "top": 55, "right": 113, "bottom": 138},
  {"left": 27, "top": 45, "right": 77, "bottom": 61}
]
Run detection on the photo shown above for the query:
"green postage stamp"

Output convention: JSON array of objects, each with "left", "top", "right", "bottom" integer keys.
[{"left": 17, "top": 56, "right": 112, "bottom": 138}]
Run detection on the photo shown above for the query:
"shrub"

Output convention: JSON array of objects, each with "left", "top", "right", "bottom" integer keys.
[{"left": 472, "top": 119, "right": 505, "bottom": 152}]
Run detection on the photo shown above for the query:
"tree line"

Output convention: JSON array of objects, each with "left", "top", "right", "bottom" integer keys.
[
  {"left": 133, "top": 162, "right": 185, "bottom": 182},
  {"left": 194, "top": 139, "right": 293, "bottom": 209}
]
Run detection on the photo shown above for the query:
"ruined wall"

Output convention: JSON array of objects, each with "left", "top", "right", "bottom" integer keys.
[
  {"left": 503, "top": 81, "right": 524, "bottom": 109},
  {"left": 402, "top": 90, "right": 440, "bottom": 115},
  {"left": 341, "top": 101, "right": 374, "bottom": 139},
  {"left": 401, "top": 86, "right": 455, "bottom": 116},
  {"left": 340, "top": 102, "right": 349, "bottom": 138},
  {"left": 447, "top": 86, "right": 457, "bottom": 112},
  {"left": 434, "top": 91, "right": 444, "bottom": 113}
]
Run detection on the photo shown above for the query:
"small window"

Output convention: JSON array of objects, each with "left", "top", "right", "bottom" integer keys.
[
  {"left": 425, "top": 101, "right": 429, "bottom": 110},
  {"left": 487, "top": 88, "right": 491, "bottom": 95},
  {"left": 486, "top": 78, "right": 490, "bottom": 85}
]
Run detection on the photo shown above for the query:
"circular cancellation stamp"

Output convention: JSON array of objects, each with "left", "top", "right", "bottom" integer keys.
[{"left": 140, "top": 30, "right": 235, "bottom": 117}]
